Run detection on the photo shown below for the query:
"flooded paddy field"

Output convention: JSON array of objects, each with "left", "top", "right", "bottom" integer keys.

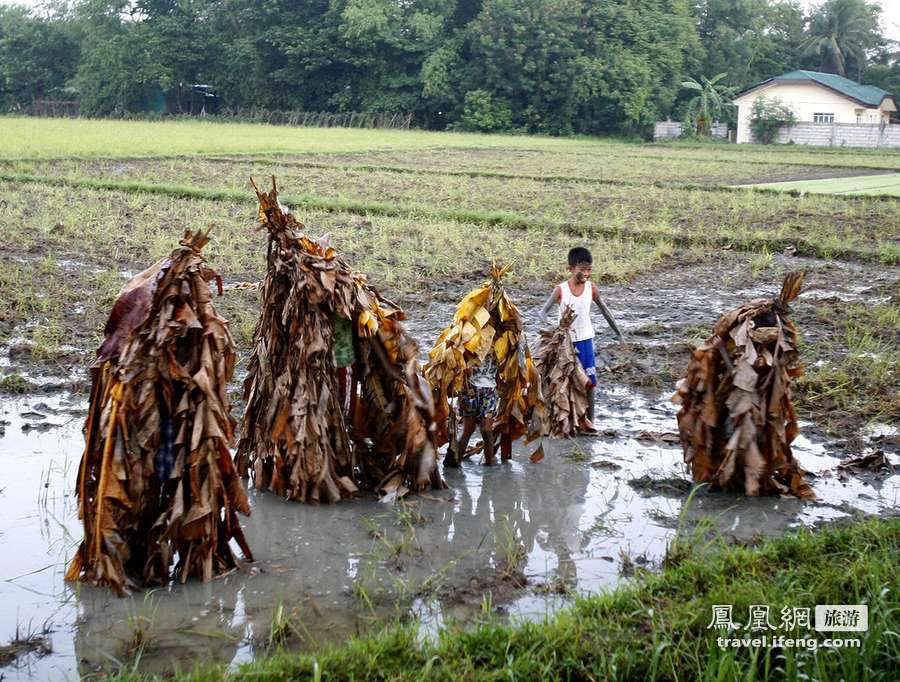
[
  {"left": 1, "top": 130, "right": 898, "bottom": 678},
  {"left": 3, "top": 383, "right": 896, "bottom": 678}
]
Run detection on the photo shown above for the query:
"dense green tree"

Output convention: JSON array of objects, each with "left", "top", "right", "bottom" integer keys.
[
  {"left": 802, "top": 0, "right": 882, "bottom": 79},
  {"left": 865, "top": 43, "right": 900, "bottom": 101},
  {"left": 202, "top": 0, "right": 340, "bottom": 111},
  {"left": 439, "top": 0, "right": 698, "bottom": 135},
  {"left": 0, "top": 5, "right": 79, "bottom": 109},
  {"left": 575, "top": 0, "right": 698, "bottom": 134},
  {"left": 462, "top": 0, "right": 585, "bottom": 134},
  {"left": 73, "top": 1, "right": 164, "bottom": 115},
  {"left": 692, "top": 0, "right": 805, "bottom": 89}
]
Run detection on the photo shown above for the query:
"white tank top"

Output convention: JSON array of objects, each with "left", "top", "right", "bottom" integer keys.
[{"left": 559, "top": 281, "right": 594, "bottom": 342}]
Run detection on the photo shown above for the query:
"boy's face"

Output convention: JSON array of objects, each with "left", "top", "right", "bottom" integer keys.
[{"left": 569, "top": 262, "right": 592, "bottom": 283}]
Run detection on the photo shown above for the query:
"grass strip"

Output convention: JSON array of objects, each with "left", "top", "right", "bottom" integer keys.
[
  {"left": 7, "top": 142, "right": 900, "bottom": 174},
  {"left": 216, "top": 156, "right": 900, "bottom": 202},
  {"left": 8, "top": 151, "right": 900, "bottom": 198},
  {"left": 107, "top": 517, "right": 900, "bottom": 681},
  {"left": 1, "top": 172, "right": 891, "bottom": 264},
  {"left": 203, "top": 155, "right": 632, "bottom": 186}
]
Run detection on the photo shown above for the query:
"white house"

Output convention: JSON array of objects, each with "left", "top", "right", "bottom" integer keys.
[{"left": 733, "top": 70, "right": 897, "bottom": 144}]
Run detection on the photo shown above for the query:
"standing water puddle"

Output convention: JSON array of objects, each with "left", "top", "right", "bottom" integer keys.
[{"left": 2, "top": 386, "right": 897, "bottom": 679}]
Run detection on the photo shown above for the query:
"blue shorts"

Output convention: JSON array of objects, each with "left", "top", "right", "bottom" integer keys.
[
  {"left": 460, "top": 385, "right": 499, "bottom": 419},
  {"left": 573, "top": 339, "right": 596, "bottom": 387}
]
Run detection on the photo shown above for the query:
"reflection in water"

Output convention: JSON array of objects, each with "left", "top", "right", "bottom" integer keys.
[{"left": 1, "top": 385, "right": 898, "bottom": 679}]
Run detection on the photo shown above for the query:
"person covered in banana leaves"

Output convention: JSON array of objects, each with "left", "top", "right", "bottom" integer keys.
[
  {"left": 67, "top": 228, "right": 252, "bottom": 595},
  {"left": 425, "top": 262, "right": 544, "bottom": 468},
  {"left": 673, "top": 272, "right": 815, "bottom": 500},
  {"left": 456, "top": 350, "right": 501, "bottom": 466},
  {"left": 539, "top": 247, "right": 629, "bottom": 432}
]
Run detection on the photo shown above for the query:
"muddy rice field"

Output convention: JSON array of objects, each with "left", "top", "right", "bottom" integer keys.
[{"left": 0, "top": 130, "right": 898, "bottom": 679}]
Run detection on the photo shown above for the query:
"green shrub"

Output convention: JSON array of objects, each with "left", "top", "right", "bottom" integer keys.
[
  {"left": 749, "top": 95, "right": 796, "bottom": 144},
  {"left": 453, "top": 90, "right": 513, "bottom": 133}
]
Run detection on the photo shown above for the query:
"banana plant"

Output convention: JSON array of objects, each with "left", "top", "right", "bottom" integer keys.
[{"left": 680, "top": 73, "right": 735, "bottom": 137}]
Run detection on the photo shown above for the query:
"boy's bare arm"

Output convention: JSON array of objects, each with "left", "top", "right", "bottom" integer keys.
[
  {"left": 538, "top": 286, "right": 560, "bottom": 326},
  {"left": 592, "top": 284, "right": 627, "bottom": 346}
]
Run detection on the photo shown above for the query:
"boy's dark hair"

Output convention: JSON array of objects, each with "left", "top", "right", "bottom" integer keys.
[{"left": 567, "top": 247, "right": 592, "bottom": 267}]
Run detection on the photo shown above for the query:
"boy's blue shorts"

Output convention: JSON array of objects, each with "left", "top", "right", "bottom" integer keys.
[{"left": 573, "top": 339, "right": 597, "bottom": 387}]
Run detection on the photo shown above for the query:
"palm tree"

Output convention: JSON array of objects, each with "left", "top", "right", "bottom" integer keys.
[
  {"left": 802, "top": 0, "right": 878, "bottom": 78},
  {"left": 680, "top": 73, "right": 735, "bottom": 137}
]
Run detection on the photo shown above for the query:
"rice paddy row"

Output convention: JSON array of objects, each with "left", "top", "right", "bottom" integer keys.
[
  {"left": 8, "top": 152, "right": 884, "bottom": 186},
  {"left": 3, "top": 157, "right": 898, "bottom": 264}
]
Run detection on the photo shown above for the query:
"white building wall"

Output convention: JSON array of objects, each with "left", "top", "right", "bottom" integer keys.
[{"left": 734, "top": 82, "right": 892, "bottom": 143}]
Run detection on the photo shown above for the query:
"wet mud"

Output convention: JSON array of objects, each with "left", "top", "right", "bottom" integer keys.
[{"left": 1, "top": 256, "right": 898, "bottom": 679}]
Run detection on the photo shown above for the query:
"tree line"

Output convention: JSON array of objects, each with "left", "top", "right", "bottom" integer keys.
[{"left": 0, "top": 0, "right": 897, "bottom": 136}]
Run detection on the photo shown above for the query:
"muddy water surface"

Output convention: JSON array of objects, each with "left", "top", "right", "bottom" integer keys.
[
  {"left": 2, "top": 387, "right": 897, "bottom": 679},
  {"left": 1, "top": 258, "right": 898, "bottom": 679}
]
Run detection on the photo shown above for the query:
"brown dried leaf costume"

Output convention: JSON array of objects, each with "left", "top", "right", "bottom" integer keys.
[
  {"left": 424, "top": 263, "right": 545, "bottom": 457},
  {"left": 536, "top": 306, "right": 592, "bottom": 437},
  {"left": 235, "top": 179, "right": 443, "bottom": 502},
  {"left": 67, "top": 228, "right": 252, "bottom": 595},
  {"left": 674, "top": 272, "right": 814, "bottom": 499}
]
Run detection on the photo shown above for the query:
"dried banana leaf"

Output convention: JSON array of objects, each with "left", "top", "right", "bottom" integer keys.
[
  {"left": 536, "top": 306, "right": 592, "bottom": 437},
  {"left": 674, "top": 272, "right": 814, "bottom": 499},
  {"left": 235, "top": 178, "right": 443, "bottom": 503},
  {"left": 424, "top": 263, "right": 545, "bottom": 454},
  {"left": 67, "top": 228, "right": 252, "bottom": 595}
]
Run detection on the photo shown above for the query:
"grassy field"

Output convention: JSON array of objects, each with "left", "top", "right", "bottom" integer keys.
[
  {"left": 746, "top": 172, "right": 900, "bottom": 197},
  {"left": 109, "top": 517, "right": 900, "bottom": 681},
  {"left": 0, "top": 116, "right": 622, "bottom": 159}
]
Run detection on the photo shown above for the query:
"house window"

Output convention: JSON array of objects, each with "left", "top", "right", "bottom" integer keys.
[
  {"left": 855, "top": 109, "right": 864, "bottom": 123},
  {"left": 813, "top": 112, "right": 834, "bottom": 123}
]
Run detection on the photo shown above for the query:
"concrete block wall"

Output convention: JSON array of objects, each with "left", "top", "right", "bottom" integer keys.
[
  {"left": 653, "top": 121, "right": 728, "bottom": 140},
  {"left": 774, "top": 122, "right": 900, "bottom": 148}
]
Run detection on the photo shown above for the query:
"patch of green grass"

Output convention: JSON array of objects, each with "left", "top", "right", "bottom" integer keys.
[
  {"left": 267, "top": 602, "right": 313, "bottom": 650},
  {"left": 103, "top": 517, "right": 900, "bottom": 681},
  {"left": 563, "top": 441, "right": 591, "bottom": 462},
  {"left": 492, "top": 515, "right": 527, "bottom": 584},
  {"left": 0, "top": 373, "right": 29, "bottom": 394},
  {"left": 0, "top": 116, "right": 629, "bottom": 160},
  {"left": 147, "top": 152, "right": 859, "bottom": 187},
  {"left": 0, "top": 255, "right": 121, "bottom": 361},
  {"left": 748, "top": 246, "right": 774, "bottom": 275},
  {"left": 0, "top": 181, "right": 669, "bottom": 371},
  {"left": 745, "top": 173, "right": 900, "bottom": 197},
  {"left": 798, "top": 301, "right": 900, "bottom": 431},
  {"left": 5, "top": 167, "right": 896, "bottom": 263},
  {"left": 0, "top": 180, "right": 669, "bottom": 292},
  {"left": 878, "top": 242, "right": 900, "bottom": 266}
]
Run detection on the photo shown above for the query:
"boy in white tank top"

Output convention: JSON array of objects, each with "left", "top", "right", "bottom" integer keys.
[{"left": 539, "top": 247, "right": 628, "bottom": 430}]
